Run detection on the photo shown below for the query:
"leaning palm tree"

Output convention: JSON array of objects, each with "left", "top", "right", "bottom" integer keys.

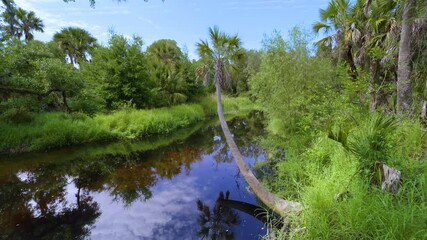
[
  {"left": 53, "top": 27, "right": 97, "bottom": 65},
  {"left": 14, "top": 8, "right": 44, "bottom": 41},
  {"left": 196, "top": 26, "right": 302, "bottom": 218}
]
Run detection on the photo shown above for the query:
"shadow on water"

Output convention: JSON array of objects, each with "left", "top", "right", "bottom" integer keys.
[
  {"left": 197, "top": 191, "right": 284, "bottom": 240},
  {"left": 0, "top": 111, "right": 274, "bottom": 239}
]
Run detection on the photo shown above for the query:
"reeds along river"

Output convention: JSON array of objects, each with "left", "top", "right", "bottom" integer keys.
[{"left": 0, "top": 111, "right": 272, "bottom": 240}]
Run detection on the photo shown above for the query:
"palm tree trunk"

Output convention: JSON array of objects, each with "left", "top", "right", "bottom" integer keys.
[
  {"left": 215, "top": 77, "right": 302, "bottom": 217},
  {"left": 344, "top": 45, "right": 357, "bottom": 81},
  {"left": 397, "top": 0, "right": 415, "bottom": 114}
]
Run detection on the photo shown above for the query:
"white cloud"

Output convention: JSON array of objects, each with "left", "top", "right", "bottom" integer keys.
[
  {"left": 13, "top": 0, "right": 115, "bottom": 43},
  {"left": 90, "top": 176, "right": 201, "bottom": 240}
]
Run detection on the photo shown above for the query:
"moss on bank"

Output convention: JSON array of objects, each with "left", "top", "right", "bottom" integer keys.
[{"left": 0, "top": 96, "right": 253, "bottom": 155}]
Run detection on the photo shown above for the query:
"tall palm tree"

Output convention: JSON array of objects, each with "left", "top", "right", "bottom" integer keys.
[
  {"left": 53, "top": 27, "right": 97, "bottom": 65},
  {"left": 357, "top": 0, "right": 399, "bottom": 110},
  {"left": 313, "top": 0, "right": 359, "bottom": 80},
  {"left": 14, "top": 8, "right": 44, "bottom": 41},
  {"left": 196, "top": 26, "right": 302, "bottom": 217}
]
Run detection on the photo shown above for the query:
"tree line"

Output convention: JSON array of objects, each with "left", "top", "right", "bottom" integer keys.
[
  {"left": 313, "top": 0, "right": 427, "bottom": 115},
  {"left": 0, "top": 0, "right": 259, "bottom": 122}
]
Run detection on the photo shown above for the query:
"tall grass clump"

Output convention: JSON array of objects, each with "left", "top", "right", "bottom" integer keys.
[
  {"left": 0, "top": 96, "right": 253, "bottom": 155},
  {"left": 95, "top": 103, "right": 206, "bottom": 139},
  {"left": 0, "top": 112, "right": 112, "bottom": 154}
]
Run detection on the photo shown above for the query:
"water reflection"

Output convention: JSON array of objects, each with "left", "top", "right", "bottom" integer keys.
[
  {"left": 197, "top": 190, "right": 284, "bottom": 240},
  {"left": 0, "top": 112, "right": 267, "bottom": 239},
  {"left": 197, "top": 191, "right": 240, "bottom": 240},
  {"left": 0, "top": 174, "right": 100, "bottom": 239}
]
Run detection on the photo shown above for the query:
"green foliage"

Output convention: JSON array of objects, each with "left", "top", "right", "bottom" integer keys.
[
  {"left": 0, "top": 33, "right": 202, "bottom": 120},
  {"left": 53, "top": 27, "right": 97, "bottom": 64},
  {"left": 82, "top": 34, "right": 154, "bottom": 109},
  {"left": 347, "top": 114, "right": 397, "bottom": 173},
  {"left": 1, "top": 6, "right": 44, "bottom": 41},
  {"left": 146, "top": 39, "right": 201, "bottom": 105},
  {"left": 0, "top": 39, "right": 86, "bottom": 116},
  {"left": 0, "top": 97, "right": 252, "bottom": 154},
  {"left": 265, "top": 113, "right": 426, "bottom": 239},
  {"left": 196, "top": 26, "right": 246, "bottom": 91},
  {"left": 250, "top": 28, "right": 339, "bottom": 146},
  {"left": 0, "top": 96, "right": 35, "bottom": 123},
  {"left": 233, "top": 49, "right": 262, "bottom": 95}
]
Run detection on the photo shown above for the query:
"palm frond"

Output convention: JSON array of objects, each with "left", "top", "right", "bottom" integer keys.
[
  {"left": 313, "top": 21, "right": 332, "bottom": 33},
  {"left": 315, "top": 36, "right": 333, "bottom": 48},
  {"left": 196, "top": 39, "right": 213, "bottom": 60},
  {"left": 197, "top": 26, "right": 245, "bottom": 90},
  {"left": 348, "top": 114, "right": 397, "bottom": 168}
]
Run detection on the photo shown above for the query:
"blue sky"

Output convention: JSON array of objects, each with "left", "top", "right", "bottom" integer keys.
[{"left": 13, "top": 0, "right": 330, "bottom": 59}]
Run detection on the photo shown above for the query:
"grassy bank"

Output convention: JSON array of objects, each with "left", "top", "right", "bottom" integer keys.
[
  {"left": 260, "top": 113, "right": 427, "bottom": 239},
  {"left": 0, "top": 96, "right": 253, "bottom": 155}
]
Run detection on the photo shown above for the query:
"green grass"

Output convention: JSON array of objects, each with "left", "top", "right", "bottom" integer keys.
[
  {"left": 264, "top": 114, "right": 427, "bottom": 239},
  {"left": 0, "top": 96, "right": 253, "bottom": 155}
]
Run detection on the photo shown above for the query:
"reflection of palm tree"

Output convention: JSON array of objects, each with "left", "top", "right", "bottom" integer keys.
[{"left": 197, "top": 191, "right": 240, "bottom": 240}]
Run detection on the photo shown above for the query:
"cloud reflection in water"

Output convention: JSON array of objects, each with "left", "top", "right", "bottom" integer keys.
[{"left": 90, "top": 176, "right": 200, "bottom": 240}]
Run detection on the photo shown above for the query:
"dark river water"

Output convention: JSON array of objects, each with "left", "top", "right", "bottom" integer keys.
[{"left": 0, "top": 112, "right": 271, "bottom": 240}]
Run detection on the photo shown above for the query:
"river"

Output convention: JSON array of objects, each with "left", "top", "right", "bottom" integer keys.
[{"left": 0, "top": 112, "right": 271, "bottom": 240}]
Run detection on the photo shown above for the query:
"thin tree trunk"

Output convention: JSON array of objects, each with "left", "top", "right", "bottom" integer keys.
[
  {"left": 397, "top": 0, "right": 415, "bottom": 114},
  {"left": 421, "top": 100, "right": 427, "bottom": 118},
  {"left": 62, "top": 91, "right": 71, "bottom": 112},
  {"left": 215, "top": 79, "right": 302, "bottom": 217}
]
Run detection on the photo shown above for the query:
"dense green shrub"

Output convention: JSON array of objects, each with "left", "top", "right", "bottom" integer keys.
[{"left": 250, "top": 28, "right": 340, "bottom": 149}]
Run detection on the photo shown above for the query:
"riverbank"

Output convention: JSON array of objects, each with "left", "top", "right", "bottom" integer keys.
[
  {"left": 0, "top": 96, "right": 253, "bottom": 155},
  {"left": 259, "top": 113, "right": 427, "bottom": 239}
]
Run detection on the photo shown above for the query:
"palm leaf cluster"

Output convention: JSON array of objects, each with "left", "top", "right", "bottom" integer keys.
[
  {"left": 53, "top": 27, "right": 97, "bottom": 65},
  {"left": 196, "top": 26, "right": 245, "bottom": 90},
  {"left": 1, "top": 1, "right": 44, "bottom": 41},
  {"left": 348, "top": 114, "right": 397, "bottom": 169}
]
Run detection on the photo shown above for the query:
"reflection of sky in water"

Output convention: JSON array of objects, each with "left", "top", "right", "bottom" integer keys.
[
  {"left": 90, "top": 176, "right": 200, "bottom": 240},
  {"left": 81, "top": 149, "right": 266, "bottom": 239},
  {"left": 1, "top": 115, "right": 268, "bottom": 239}
]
